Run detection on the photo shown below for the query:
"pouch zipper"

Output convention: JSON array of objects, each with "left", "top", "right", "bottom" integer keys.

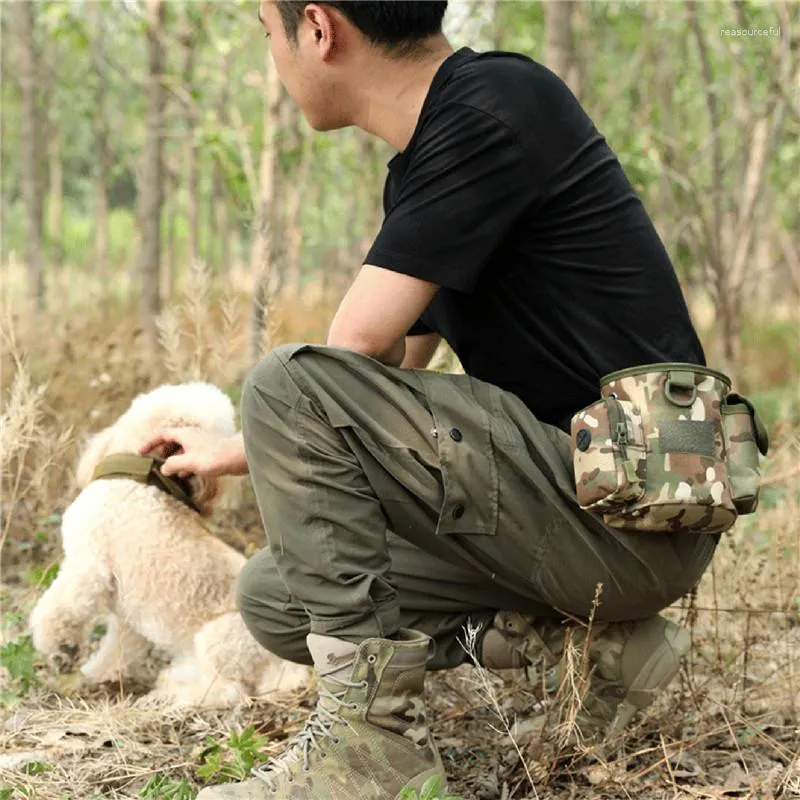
[{"left": 606, "top": 397, "right": 629, "bottom": 459}]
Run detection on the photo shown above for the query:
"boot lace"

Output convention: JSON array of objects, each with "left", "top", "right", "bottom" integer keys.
[{"left": 251, "top": 674, "right": 368, "bottom": 790}]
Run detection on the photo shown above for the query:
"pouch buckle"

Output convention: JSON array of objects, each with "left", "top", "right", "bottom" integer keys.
[{"left": 665, "top": 370, "right": 697, "bottom": 408}]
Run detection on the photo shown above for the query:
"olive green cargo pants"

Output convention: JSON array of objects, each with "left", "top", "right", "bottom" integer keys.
[{"left": 237, "top": 344, "right": 717, "bottom": 670}]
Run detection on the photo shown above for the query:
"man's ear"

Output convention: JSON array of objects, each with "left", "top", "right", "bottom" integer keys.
[{"left": 75, "top": 425, "right": 116, "bottom": 489}]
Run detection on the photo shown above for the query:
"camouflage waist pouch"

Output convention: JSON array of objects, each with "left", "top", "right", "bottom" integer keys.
[{"left": 570, "top": 363, "right": 769, "bottom": 534}]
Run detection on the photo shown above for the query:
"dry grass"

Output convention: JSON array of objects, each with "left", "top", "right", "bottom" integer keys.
[
  {"left": 0, "top": 692, "right": 315, "bottom": 799},
  {"left": 1, "top": 275, "right": 799, "bottom": 799}
]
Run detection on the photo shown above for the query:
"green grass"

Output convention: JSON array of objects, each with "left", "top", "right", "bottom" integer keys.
[
  {"left": 0, "top": 633, "right": 40, "bottom": 705},
  {"left": 139, "top": 775, "right": 195, "bottom": 800},
  {"left": 196, "top": 727, "right": 270, "bottom": 784},
  {"left": 398, "top": 776, "right": 464, "bottom": 800}
]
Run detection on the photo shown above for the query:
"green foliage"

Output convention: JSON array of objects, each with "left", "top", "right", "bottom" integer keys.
[
  {"left": 4, "top": 202, "right": 137, "bottom": 274},
  {"left": 1, "top": 0, "right": 796, "bottom": 390},
  {"left": 398, "top": 776, "right": 464, "bottom": 800},
  {"left": 0, "top": 634, "right": 40, "bottom": 701},
  {"left": 21, "top": 762, "right": 51, "bottom": 776},
  {"left": 139, "top": 774, "right": 195, "bottom": 800},
  {"left": 108, "top": 209, "right": 138, "bottom": 266},
  {"left": 57, "top": 210, "right": 93, "bottom": 265},
  {"left": 196, "top": 727, "right": 269, "bottom": 783},
  {"left": 747, "top": 386, "right": 800, "bottom": 439},
  {"left": 23, "top": 561, "right": 60, "bottom": 589},
  {"left": 737, "top": 315, "right": 800, "bottom": 433}
]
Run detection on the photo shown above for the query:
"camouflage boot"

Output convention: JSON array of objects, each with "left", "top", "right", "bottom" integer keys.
[
  {"left": 481, "top": 611, "right": 564, "bottom": 693},
  {"left": 480, "top": 611, "right": 690, "bottom": 742},
  {"left": 196, "top": 628, "right": 445, "bottom": 799}
]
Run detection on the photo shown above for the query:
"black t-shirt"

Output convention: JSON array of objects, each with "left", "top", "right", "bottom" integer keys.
[{"left": 365, "top": 47, "right": 705, "bottom": 431}]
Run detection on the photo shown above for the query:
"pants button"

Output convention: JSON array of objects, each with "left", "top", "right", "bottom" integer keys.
[
  {"left": 451, "top": 504, "right": 465, "bottom": 520},
  {"left": 449, "top": 428, "right": 463, "bottom": 442}
]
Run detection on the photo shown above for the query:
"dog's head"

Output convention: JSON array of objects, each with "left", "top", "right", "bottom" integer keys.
[{"left": 75, "top": 382, "right": 240, "bottom": 516}]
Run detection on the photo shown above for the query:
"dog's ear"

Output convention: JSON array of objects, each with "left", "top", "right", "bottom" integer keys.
[
  {"left": 216, "top": 474, "right": 244, "bottom": 512},
  {"left": 187, "top": 474, "right": 242, "bottom": 518},
  {"left": 75, "top": 425, "right": 116, "bottom": 489}
]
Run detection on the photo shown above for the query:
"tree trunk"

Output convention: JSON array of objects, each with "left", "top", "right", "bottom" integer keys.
[
  {"left": 207, "top": 164, "right": 218, "bottom": 272},
  {"left": 211, "top": 163, "right": 233, "bottom": 274},
  {"left": 358, "top": 135, "right": 384, "bottom": 258},
  {"left": 249, "top": 51, "right": 282, "bottom": 361},
  {"left": 163, "top": 170, "right": 177, "bottom": 302},
  {"left": 210, "top": 48, "right": 232, "bottom": 273},
  {"left": 48, "top": 128, "right": 63, "bottom": 267},
  {"left": 180, "top": 9, "right": 201, "bottom": 270},
  {"left": 544, "top": 1, "right": 579, "bottom": 96},
  {"left": 0, "top": 10, "right": 7, "bottom": 263},
  {"left": 284, "top": 125, "right": 314, "bottom": 298},
  {"left": 136, "top": 0, "right": 166, "bottom": 347},
  {"left": 12, "top": 0, "right": 45, "bottom": 316},
  {"left": 90, "top": 1, "right": 110, "bottom": 283}
]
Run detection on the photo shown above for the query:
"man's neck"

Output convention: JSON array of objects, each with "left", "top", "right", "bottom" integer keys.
[{"left": 349, "top": 37, "right": 456, "bottom": 152}]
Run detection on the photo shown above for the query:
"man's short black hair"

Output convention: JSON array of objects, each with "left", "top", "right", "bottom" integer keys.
[{"left": 276, "top": 1, "right": 448, "bottom": 56}]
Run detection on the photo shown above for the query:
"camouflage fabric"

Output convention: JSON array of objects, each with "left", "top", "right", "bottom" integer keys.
[
  {"left": 572, "top": 398, "right": 646, "bottom": 511},
  {"left": 196, "top": 629, "right": 445, "bottom": 800},
  {"left": 483, "top": 611, "right": 690, "bottom": 743},
  {"left": 484, "top": 611, "right": 562, "bottom": 669},
  {"left": 572, "top": 362, "right": 749, "bottom": 535},
  {"left": 722, "top": 394, "right": 769, "bottom": 514}
]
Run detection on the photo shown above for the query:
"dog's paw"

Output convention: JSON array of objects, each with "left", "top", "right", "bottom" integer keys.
[
  {"left": 80, "top": 663, "right": 122, "bottom": 685},
  {"left": 49, "top": 643, "right": 80, "bottom": 674},
  {"left": 133, "top": 689, "right": 176, "bottom": 710}
]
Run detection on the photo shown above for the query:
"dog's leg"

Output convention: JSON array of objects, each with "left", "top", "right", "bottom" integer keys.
[
  {"left": 158, "top": 614, "right": 253, "bottom": 708},
  {"left": 254, "top": 658, "right": 311, "bottom": 697},
  {"left": 186, "top": 613, "right": 309, "bottom": 708},
  {"left": 29, "top": 556, "right": 112, "bottom": 672},
  {"left": 81, "top": 614, "right": 151, "bottom": 685},
  {"left": 138, "top": 654, "right": 245, "bottom": 709}
]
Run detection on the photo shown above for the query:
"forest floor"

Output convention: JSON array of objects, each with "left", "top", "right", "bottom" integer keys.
[{"left": 2, "top": 285, "right": 799, "bottom": 799}]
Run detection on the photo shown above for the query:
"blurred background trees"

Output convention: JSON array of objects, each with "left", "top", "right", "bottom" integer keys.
[{"left": 1, "top": 0, "right": 797, "bottom": 384}]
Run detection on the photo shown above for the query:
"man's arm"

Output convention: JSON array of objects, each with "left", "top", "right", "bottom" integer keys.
[
  {"left": 326, "top": 264, "right": 439, "bottom": 367},
  {"left": 401, "top": 332, "right": 441, "bottom": 369}
]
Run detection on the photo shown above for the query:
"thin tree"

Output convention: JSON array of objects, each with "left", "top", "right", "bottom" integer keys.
[
  {"left": 249, "top": 49, "right": 282, "bottom": 361},
  {"left": 11, "top": 0, "right": 45, "bottom": 316},
  {"left": 90, "top": 1, "right": 111, "bottom": 284},
  {"left": 544, "top": 1, "right": 581, "bottom": 97},
  {"left": 136, "top": 0, "right": 167, "bottom": 347}
]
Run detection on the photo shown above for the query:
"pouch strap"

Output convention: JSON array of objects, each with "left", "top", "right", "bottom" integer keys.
[
  {"left": 725, "top": 393, "right": 770, "bottom": 456},
  {"left": 91, "top": 453, "right": 202, "bottom": 513}
]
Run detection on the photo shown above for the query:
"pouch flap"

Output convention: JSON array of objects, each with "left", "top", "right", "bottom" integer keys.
[{"left": 724, "top": 393, "right": 770, "bottom": 456}]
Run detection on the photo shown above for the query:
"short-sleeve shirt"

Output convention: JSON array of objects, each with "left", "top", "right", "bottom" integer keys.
[{"left": 365, "top": 47, "right": 706, "bottom": 431}]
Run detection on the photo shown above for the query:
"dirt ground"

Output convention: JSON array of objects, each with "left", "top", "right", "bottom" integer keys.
[
  {"left": 3, "top": 485, "right": 799, "bottom": 800},
  {"left": 2, "top": 295, "right": 799, "bottom": 799}
]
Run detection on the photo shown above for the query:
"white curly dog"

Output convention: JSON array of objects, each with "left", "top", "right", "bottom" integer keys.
[{"left": 29, "top": 381, "right": 309, "bottom": 708}]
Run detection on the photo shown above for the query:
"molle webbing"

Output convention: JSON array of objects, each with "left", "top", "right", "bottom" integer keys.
[{"left": 91, "top": 453, "right": 201, "bottom": 513}]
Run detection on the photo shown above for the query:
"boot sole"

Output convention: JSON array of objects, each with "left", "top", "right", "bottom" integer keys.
[{"left": 606, "top": 621, "right": 691, "bottom": 738}]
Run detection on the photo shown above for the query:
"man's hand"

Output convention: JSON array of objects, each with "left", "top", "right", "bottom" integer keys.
[{"left": 138, "top": 430, "right": 248, "bottom": 478}]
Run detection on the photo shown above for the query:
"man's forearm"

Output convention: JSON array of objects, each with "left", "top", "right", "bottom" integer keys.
[{"left": 220, "top": 433, "right": 250, "bottom": 476}]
